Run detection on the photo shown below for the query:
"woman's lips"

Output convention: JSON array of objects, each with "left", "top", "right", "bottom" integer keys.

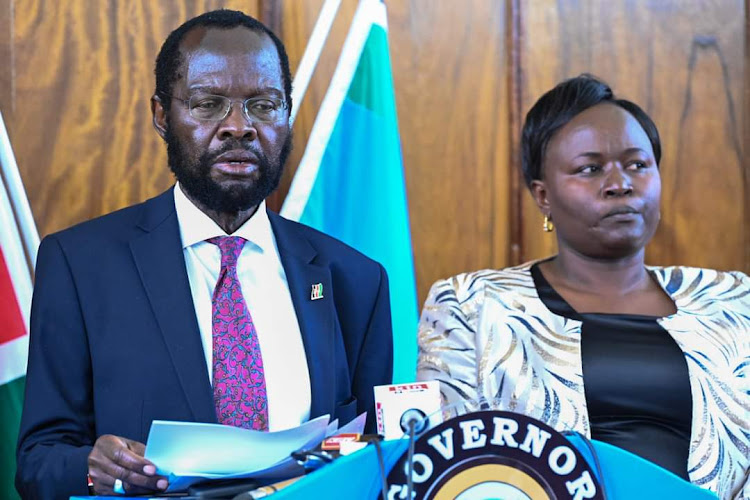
[{"left": 605, "top": 212, "right": 640, "bottom": 222}]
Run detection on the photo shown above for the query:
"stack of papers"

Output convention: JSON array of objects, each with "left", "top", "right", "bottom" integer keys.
[{"left": 144, "top": 413, "right": 367, "bottom": 492}]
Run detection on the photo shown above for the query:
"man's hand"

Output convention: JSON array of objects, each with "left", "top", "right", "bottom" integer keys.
[{"left": 87, "top": 434, "right": 168, "bottom": 495}]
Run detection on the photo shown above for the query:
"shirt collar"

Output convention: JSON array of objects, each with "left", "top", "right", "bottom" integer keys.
[{"left": 173, "top": 183, "right": 275, "bottom": 252}]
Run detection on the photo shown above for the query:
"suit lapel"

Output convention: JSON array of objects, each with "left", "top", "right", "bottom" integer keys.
[
  {"left": 129, "top": 189, "right": 216, "bottom": 423},
  {"left": 269, "top": 212, "right": 336, "bottom": 420}
]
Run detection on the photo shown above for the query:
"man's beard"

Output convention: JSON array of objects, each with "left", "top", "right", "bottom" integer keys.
[{"left": 165, "top": 127, "right": 292, "bottom": 214}]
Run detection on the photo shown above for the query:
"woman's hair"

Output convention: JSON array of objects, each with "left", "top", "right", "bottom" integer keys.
[{"left": 520, "top": 75, "right": 661, "bottom": 188}]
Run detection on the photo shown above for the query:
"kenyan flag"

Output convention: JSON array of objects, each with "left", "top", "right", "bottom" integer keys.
[
  {"left": 0, "top": 111, "right": 37, "bottom": 500},
  {"left": 0, "top": 246, "right": 27, "bottom": 500}
]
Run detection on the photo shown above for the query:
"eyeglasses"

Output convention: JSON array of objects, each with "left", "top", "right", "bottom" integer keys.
[{"left": 165, "top": 93, "right": 288, "bottom": 123}]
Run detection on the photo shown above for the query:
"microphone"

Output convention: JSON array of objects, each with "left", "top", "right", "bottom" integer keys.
[{"left": 399, "top": 408, "right": 427, "bottom": 434}]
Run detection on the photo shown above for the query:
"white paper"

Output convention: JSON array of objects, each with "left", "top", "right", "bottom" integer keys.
[
  {"left": 144, "top": 415, "right": 330, "bottom": 491},
  {"left": 334, "top": 411, "right": 367, "bottom": 435},
  {"left": 325, "top": 418, "right": 340, "bottom": 437}
]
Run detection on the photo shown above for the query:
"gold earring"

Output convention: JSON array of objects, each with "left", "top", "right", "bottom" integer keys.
[{"left": 543, "top": 215, "right": 554, "bottom": 232}]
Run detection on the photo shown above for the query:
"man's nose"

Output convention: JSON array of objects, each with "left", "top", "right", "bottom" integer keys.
[
  {"left": 603, "top": 166, "right": 633, "bottom": 197},
  {"left": 217, "top": 102, "right": 257, "bottom": 140}
]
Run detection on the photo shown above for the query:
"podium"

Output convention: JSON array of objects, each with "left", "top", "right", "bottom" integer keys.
[
  {"left": 72, "top": 437, "right": 717, "bottom": 499},
  {"left": 270, "top": 435, "right": 718, "bottom": 500},
  {"left": 73, "top": 418, "right": 719, "bottom": 499}
]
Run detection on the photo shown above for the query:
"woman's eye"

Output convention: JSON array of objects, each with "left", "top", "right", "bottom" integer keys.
[{"left": 579, "top": 165, "right": 601, "bottom": 174}]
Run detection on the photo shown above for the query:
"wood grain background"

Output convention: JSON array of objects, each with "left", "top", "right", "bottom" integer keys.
[
  {"left": 0, "top": 0, "right": 263, "bottom": 236},
  {"left": 0, "top": 0, "right": 746, "bottom": 307},
  {"left": 517, "top": 0, "right": 747, "bottom": 273}
]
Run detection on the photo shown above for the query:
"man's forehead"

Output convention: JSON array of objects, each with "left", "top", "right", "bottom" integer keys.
[
  {"left": 179, "top": 26, "right": 279, "bottom": 67},
  {"left": 181, "top": 25, "right": 275, "bottom": 53},
  {"left": 177, "top": 26, "right": 282, "bottom": 87}
]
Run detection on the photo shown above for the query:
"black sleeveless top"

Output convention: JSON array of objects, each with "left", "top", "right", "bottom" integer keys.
[{"left": 530, "top": 264, "right": 693, "bottom": 480}]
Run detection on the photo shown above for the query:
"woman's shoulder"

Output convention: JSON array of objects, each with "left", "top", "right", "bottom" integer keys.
[
  {"left": 427, "top": 261, "right": 539, "bottom": 302},
  {"left": 648, "top": 264, "right": 749, "bottom": 285},
  {"left": 648, "top": 264, "right": 750, "bottom": 300}
]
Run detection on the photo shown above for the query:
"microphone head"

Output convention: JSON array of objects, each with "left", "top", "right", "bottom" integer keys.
[{"left": 399, "top": 408, "right": 427, "bottom": 434}]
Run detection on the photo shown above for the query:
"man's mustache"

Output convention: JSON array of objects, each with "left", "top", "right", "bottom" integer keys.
[{"left": 205, "top": 141, "right": 264, "bottom": 163}]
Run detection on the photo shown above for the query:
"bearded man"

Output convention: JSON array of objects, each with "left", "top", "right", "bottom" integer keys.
[{"left": 16, "top": 10, "right": 393, "bottom": 499}]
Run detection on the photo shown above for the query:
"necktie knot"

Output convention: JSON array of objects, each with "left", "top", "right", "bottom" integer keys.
[{"left": 208, "top": 236, "right": 246, "bottom": 269}]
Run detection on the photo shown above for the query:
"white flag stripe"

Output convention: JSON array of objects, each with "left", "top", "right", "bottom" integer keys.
[
  {"left": 289, "top": 0, "right": 343, "bottom": 126},
  {"left": 0, "top": 335, "right": 28, "bottom": 385},
  {"left": 281, "top": 0, "right": 386, "bottom": 221},
  {"left": 0, "top": 171, "right": 32, "bottom": 336},
  {"left": 0, "top": 110, "right": 40, "bottom": 268}
]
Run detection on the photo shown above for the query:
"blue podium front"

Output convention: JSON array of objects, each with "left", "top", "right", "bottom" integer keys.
[
  {"left": 73, "top": 430, "right": 719, "bottom": 499},
  {"left": 72, "top": 420, "right": 717, "bottom": 500},
  {"left": 269, "top": 436, "right": 717, "bottom": 500}
]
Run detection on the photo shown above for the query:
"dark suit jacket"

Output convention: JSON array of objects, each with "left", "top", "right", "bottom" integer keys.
[{"left": 15, "top": 188, "right": 393, "bottom": 499}]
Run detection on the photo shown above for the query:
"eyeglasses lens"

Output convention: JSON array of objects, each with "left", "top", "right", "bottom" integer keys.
[{"left": 187, "top": 95, "right": 284, "bottom": 123}]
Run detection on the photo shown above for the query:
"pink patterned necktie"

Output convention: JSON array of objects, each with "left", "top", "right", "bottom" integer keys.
[{"left": 208, "top": 236, "right": 269, "bottom": 430}]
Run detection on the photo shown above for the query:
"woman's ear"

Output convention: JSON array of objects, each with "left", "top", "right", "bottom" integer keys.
[{"left": 530, "top": 179, "right": 550, "bottom": 214}]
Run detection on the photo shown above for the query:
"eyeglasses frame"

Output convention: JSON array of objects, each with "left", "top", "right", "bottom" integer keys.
[{"left": 161, "top": 92, "right": 289, "bottom": 124}]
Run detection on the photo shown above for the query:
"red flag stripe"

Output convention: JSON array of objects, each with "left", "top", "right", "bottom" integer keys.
[{"left": 0, "top": 247, "right": 26, "bottom": 345}]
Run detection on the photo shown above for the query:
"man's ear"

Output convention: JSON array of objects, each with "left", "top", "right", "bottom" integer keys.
[
  {"left": 151, "top": 94, "right": 168, "bottom": 140},
  {"left": 530, "top": 179, "right": 550, "bottom": 215}
]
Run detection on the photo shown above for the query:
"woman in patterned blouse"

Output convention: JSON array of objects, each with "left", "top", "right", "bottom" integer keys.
[{"left": 417, "top": 75, "right": 749, "bottom": 499}]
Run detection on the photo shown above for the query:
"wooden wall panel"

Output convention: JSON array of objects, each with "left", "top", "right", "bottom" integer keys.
[
  {"left": 0, "top": 0, "right": 747, "bottom": 308},
  {"left": 279, "top": 0, "right": 511, "bottom": 303},
  {"left": 0, "top": 0, "right": 10, "bottom": 110},
  {"left": 746, "top": 0, "right": 750, "bottom": 271},
  {"left": 389, "top": 0, "right": 511, "bottom": 300},
  {"left": 518, "top": 0, "right": 747, "bottom": 272},
  {"left": 0, "top": 0, "right": 262, "bottom": 238}
]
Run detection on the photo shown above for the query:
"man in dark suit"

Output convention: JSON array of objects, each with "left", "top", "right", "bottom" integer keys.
[{"left": 15, "top": 9, "right": 393, "bottom": 499}]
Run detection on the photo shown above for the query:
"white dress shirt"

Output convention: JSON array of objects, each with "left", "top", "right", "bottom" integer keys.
[{"left": 173, "top": 184, "right": 311, "bottom": 431}]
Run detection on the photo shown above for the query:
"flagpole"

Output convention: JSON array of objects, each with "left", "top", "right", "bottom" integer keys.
[
  {"left": 289, "top": 0, "right": 343, "bottom": 126},
  {"left": 0, "top": 110, "right": 40, "bottom": 273}
]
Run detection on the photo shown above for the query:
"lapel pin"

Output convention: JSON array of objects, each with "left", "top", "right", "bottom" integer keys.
[{"left": 311, "top": 283, "right": 324, "bottom": 300}]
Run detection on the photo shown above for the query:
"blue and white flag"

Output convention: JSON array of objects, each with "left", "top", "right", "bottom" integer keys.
[{"left": 282, "top": 0, "right": 418, "bottom": 383}]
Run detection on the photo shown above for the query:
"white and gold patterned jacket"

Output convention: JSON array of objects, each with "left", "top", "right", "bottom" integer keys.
[{"left": 417, "top": 263, "right": 750, "bottom": 499}]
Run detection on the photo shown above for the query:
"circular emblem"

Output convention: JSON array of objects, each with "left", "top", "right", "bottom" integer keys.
[{"left": 386, "top": 410, "right": 604, "bottom": 500}]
